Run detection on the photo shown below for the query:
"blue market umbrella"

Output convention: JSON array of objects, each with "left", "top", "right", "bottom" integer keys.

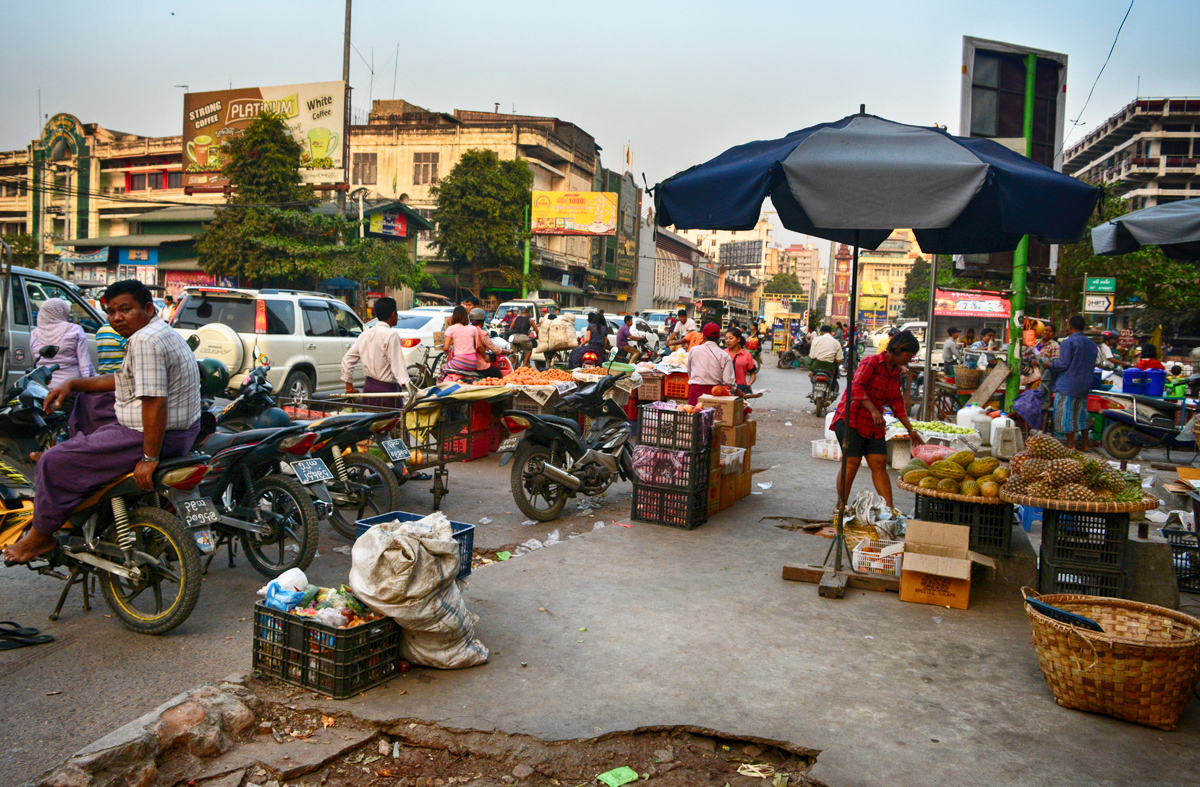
[
  {"left": 320, "top": 276, "right": 360, "bottom": 291},
  {"left": 1091, "top": 197, "right": 1200, "bottom": 261},
  {"left": 656, "top": 113, "right": 1099, "bottom": 252}
]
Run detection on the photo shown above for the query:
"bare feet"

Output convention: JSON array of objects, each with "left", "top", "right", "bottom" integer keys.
[{"left": 2, "top": 529, "right": 56, "bottom": 564}]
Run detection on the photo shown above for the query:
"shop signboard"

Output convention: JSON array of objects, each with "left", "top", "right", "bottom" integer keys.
[
  {"left": 1085, "top": 277, "right": 1116, "bottom": 293},
  {"left": 164, "top": 271, "right": 237, "bottom": 299},
  {"left": 60, "top": 247, "right": 109, "bottom": 264},
  {"left": 182, "top": 81, "right": 346, "bottom": 190},
  {"left": 531, "top": 192, "right": 618, "bottom": 235},
  {"left": 368, "top": 209, "right": 407, "bottom": 237},
  {"left": 933, "top": 289, "right": 1011, "bottom": 317}
]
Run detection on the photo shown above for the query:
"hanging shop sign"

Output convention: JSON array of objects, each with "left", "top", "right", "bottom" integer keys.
[
  {"left": 933, "top": 289, "right": 1011, "bottom": 317},
  {"left": 368, "top": 209, "right": 407, "bottom": 237},
  {"left": 531, "top": 192, "right": 618, "bottom": 235}
]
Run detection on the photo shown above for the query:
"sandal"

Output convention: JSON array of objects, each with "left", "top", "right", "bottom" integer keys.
[
  {"left": 0, "top": 630, "right": 55, "bottom": 650},
  {"left": 0, "top": 621, "right": 39, "bottom": 638}
]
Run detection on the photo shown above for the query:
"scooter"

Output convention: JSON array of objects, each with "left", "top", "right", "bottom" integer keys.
[
  {"left": 0, "top": 352, "right": 214, "bottom": 634},
  {"left": 808, "top": 363, "right": 841, "bottom": 417},
  {"left": 497, "top": 373, "right": 635, "bottom": 522},
  {"left": 1097, "top": 375, "right": 1200, "bottom": 461}
]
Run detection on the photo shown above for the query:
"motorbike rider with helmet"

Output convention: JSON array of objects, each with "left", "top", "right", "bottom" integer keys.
[{"left": 469, "top": 307, "right": 505, "bottom": 378}]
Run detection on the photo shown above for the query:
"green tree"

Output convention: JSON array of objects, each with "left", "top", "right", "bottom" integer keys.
[
  {"left": 1, "top": 233, "right": 38, "bottom": 267},
  {"left": 764, "top": 272, "right": 802, "bottom": 293},
  {"left": 431, "top": 149, "right": 533, "bottom": 294},
  {"left": 221, "top": 111, "right": 313, "bottom": 205},
  {"left": 902, "top": 255, "right": 976, "bottom": 318}
]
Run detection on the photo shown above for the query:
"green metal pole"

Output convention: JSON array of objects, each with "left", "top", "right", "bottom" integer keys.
[
  {"left": 1004, "top": 52, "right": 1037, "bottom": 410},
  {"left": 522, "top": 205, "right": 531, "bottom": 298}
]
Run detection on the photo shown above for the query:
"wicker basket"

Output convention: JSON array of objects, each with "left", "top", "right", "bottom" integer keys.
[
  {"left": 1021, "top": 588, "right": 1200, "bottom": 729},
  {"left": 954, "top": 365, "right": 984, "bottom": 390},
  {"left": 999, "top": 487, "right": 1160, "bottom": 513},
  {"left": 897, "top": 479, "right": 1007, "bottom": 505}
]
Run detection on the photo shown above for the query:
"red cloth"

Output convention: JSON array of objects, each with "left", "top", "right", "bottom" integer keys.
[
  {"left": 831, "top": 352, "right": 905, "bottom": 439},
  {"left": 687, "top": 383, "right": 716, "bottom": 405},
  {"left": 1136, "top": 358, "right": 1165, "bottom": 371}
]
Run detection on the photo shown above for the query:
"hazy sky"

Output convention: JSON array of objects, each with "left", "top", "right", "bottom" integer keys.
[{"left": 6, "top": 0, "right": 1197, "bottom": 262}]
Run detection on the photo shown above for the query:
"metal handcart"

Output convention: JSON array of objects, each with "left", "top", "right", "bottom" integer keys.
[{"left": 290, "top": 384, "right": 513, "bottom": 510}]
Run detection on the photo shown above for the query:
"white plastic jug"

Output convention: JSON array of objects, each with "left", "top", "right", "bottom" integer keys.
[
  {"left": 824, "top": 411, "right": 837, "bottom": 440},
  {"left": 990, "top": 414, "right": 1015, "bottom": 446},
  {"left": 971, "top": 412, "right": 994, "bottom": 446},
  {"left": 956, "top": 404, "right": 984, "bottom": 431}
]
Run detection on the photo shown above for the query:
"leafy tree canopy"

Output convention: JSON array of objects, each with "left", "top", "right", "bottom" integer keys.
[
  {"left": 431, "top": 149, "right": 533, "bottom": 293},
  {"left": 222, "top": 111, "right": 313, "bottom": 206},
  {"left": 764, "top": 272, "right": 802, "bottom": 293},
  {"left": 1, "top": 233, "right": 38, "bottom": 267}
]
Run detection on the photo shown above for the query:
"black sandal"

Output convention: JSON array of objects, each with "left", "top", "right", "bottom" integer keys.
[{"left": 0, "top": 630, "right": 54, "bottom": 650}]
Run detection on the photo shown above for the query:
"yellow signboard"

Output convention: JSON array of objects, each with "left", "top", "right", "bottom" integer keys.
[{"left": 531, "top": 191, "right": 617, "bottom": 236}]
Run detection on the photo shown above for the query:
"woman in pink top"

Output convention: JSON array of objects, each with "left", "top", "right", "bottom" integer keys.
[
  {"left": 31, "top": 298, "right": 96, "bottom": 388},
  {"left": 724, "top": 327, "right": 757, "bottom": 393},
  {"left": 442, "top": 305, "right": 484, "bottom": 376}
]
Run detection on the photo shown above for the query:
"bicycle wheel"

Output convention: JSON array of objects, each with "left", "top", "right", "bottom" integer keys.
[
  {"left": 239, "top": 474, "right": 319, "bottom": 578},
  {"left": 327, "top": 452, "right": 402, "bottom": 539}
]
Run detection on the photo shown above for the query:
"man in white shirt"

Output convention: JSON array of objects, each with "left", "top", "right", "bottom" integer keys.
[
  {"left": 342, "top": 297, "right": 411, "bottom": 406},
  {"left": 941, "top": 327, "right": 961, "bottom": 375},
  {"left": 669, "top": 308, "right": 696, "bottom": 347},
  {"left": 809, "top": 325, "right": 844, "bottom": 364},
  {"left": 1097, "top": 331, "right": 1126, "bottom": 370}
]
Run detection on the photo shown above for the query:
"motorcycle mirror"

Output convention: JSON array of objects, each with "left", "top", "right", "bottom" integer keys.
[
  {"left": 252, "top": 342, "right": 261, "bottom": 368},
  {"left": 186, "top": 334, "right": 201, "bottom": 352},
  {"left": 38, "top": 345, "right": 58, "bottom": 359}
]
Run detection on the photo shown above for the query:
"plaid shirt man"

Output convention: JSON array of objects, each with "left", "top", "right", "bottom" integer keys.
[
  {"left": 115, "top": 315, "right": 201, "bottom": 432},
  {"left": 831, "top": 352, "right": 905, "bottom": 439}
]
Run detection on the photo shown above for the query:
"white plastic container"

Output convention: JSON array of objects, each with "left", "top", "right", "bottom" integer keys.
[
  {"left": 811, "top": 438, "right": 842, "bottom": 462},
  {"left": 990, "top": 414, "right": 1015, "bottom": 446},
  {"left": 720, "top": 446, "right": 747, "bottom": 475},
  {"left": 824, "top": 411, "right": 837, "bottom": 440},
  {"left": 971, "top": 412, "right": 994, "bottom": 446},
  {"left": 956, "top": 404, "right": 985, "bottom": 431}
]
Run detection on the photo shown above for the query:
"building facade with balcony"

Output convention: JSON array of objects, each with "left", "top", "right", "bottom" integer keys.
[
  {"left": 856, "top": 229, "right": 926, "bottom": 321},
  {"left": 1064, "top": 97, "right": 1200, "bottom": 209}
]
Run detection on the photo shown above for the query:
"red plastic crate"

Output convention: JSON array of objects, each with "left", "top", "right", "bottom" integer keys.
[
  {"left": 470, "top": 401, "right": 492, "bottom": 429},
  {"left": 449, "top": 427, "right": 491, "bottom": 462},
  {"left": 489, "top": 423, "right": 505, "bottom": 452},
  {"left": 663, "top": 373, "right": 689, "bottom": 400},
  {"left": 624, "top": 394, "right": 639, "bottom": 421}
]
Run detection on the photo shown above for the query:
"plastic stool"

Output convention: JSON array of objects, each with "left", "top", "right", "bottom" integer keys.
[{"left": 1017, "top": 504, "right": 1043, "bottom": 533}]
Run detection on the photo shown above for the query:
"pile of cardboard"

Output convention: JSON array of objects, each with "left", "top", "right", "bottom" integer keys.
[{"left": 699, "top": 394, "right": 757, "bottom": 514}]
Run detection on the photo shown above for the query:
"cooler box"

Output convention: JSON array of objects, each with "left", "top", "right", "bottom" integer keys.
[
  {"left": 1143, "top": 368, "right": 1166, "bottom": 397},
  {"left": 1123, "top": 369, "right": 1149, "bottom": 395}
]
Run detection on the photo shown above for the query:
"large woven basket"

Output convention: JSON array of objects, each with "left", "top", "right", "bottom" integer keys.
[
  {"left": 999, "top": 487, "right": 1160, "bottom": 513},
  {"left": 954, "top": 365, "right": 984, "bottom": 390},
  {"left": 1022, "top": 588, "right": 1200, "bottom": 730},
  {"left": 897, "top": 479, "right": 1007, "bottom": 505}
]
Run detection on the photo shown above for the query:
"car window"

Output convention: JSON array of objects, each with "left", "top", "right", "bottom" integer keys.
[
  {"left": 10, "top": 280, "right": 28, "bottom": 326},
  {"left": 329, "top": 303, "right": 363, "bottom": 337},
  {"left": 25, "top": 279, "right": 101, "bottom": 333},
  {"left": 174, "top": 296, "right": 289, "bottom": 335},
  {"left": 394, "top": 314, "right": 435, "bottom": 331},
  {"left": 301, "top": 300, "right": 337, "bottom": 337}
]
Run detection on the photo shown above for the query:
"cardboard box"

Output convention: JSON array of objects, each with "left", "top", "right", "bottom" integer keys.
[
  {"left": 707, "top": 469, "right": 721, "bottom": 515},
  {"left": 743, "top": 418, "right": 757, "bottom": 446},
  {"left": 899, "top": 520, "right": 995, "bottom": 610},
  {"left": 740, "top": 447, "right": 752, "bottom": 475},
  {"left": 717, "top": 422, "right": 753, "bottom": 448},
  {"left": 719, "top": 473, "right": 737, "bottom": 510},
  {"left": 698, "top": 395, "right": 744, "bottom": 426},
  {"left": 709, "top": 440, "right": 721, "bottom": 470},
  {"left": 735, "top": 471, "right": 751, "bottom": 499}
]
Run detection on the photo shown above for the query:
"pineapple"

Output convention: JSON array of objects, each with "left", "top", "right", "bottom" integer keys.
[
  {"left": 1048, "top": 458, "right": 1086, "bottom": 486},
  {"left": 1022, "top": 458, "right": 1052, "bottom": 482},
  {"left": 1028, "top": 480, "right": 1058, "bottom": 499},
  {"left": 1028, "top": 432, "right": 1072, "bottom": 460},
  {"left": 1010, "top": 450, "right": 1034, "bottom": 476},
  {"left": 1058, "top": 483, "right": 1096, "bottom": 502}
]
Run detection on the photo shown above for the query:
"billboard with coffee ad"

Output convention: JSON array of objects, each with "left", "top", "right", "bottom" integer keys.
[
  {"left": 182, "top": 81, "right": 345, "bottom": 189},
  {"left": 530, "top": 191, "right": 618, "bottom": 236}
]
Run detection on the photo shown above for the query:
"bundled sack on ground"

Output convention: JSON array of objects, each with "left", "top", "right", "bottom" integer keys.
[{"left": 349, "top": 512, "right": 489, "bottom": 669}]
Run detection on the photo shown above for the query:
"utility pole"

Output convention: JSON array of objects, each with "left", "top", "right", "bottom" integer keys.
[
  {"left": 922, "top": 253, "right": 938, "bottom": 420},
  {"left": 1004, "top": 52, "right": 1037, "bottom": 411},
  {"left": 521, "top": 205, "right": 531, "bottom": 298},
  {"left": 337, "top": 0, "right": 351, "bottom": 221}
]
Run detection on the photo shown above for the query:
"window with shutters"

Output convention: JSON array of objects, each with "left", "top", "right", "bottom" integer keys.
[
  {"left": 352, "top": 152, "right": 377, "bottom": 185},
  {"left": 413, "top": 152, "right": 439, "bottom": 185}
]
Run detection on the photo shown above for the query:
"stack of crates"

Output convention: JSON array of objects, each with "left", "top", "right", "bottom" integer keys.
[
  {"left": 1038, "top": 510, "right": 1129, "bottom": 598},
  {"left": 630, "top": 406, "right": 713, "bottom": 530},
  {"left": 912, "top": 496, "right": 1015, "bottom": 557}
]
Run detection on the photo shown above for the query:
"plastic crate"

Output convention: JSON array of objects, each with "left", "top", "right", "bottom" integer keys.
[
  {"left": 912, "top": 495, "right": 1014, "bottom": 557},
  {"left": 637, "top": 405, "right": 714, "bottom": 451},
  {"left": 1162, "top": 527, "right": 1200, "bottom": 593},
  {"left": 1017, "top": 504, "right": 1043, "bottom": 533},
  {"left": 624, "top": 394, "right": 639, "bottom": 422},
  {"left": 252, "top": 602, "right": 401, "bottom": 699},
  {"left": 637, "top": 374, "right": 664, "bottom": 402},
  {"left": 1042, "top": 509, "right": 1128, "bottom": 569},
  {"left": 852, "top": 537, "right": 904, "bottom": 577},
  {"left": 631, "top": 483, "right": 708, "bottom": 530},
  {"left": 663, "top": 372, "right": 690, "bottom": 400},
  {"left": 469, "top": 401, "right": 492, "bottom": 430},
  {"left": 511, "top": 390, "right": 560, "bottom": 415},
  {"left": 719, "top": 446, "right": 746, "bottom": 475},
  {"left": 488, "top": 423, "right": 505, "bottom": 452},
  {"left": 1038, "top": 552, "right": 1126, "bottom": 598},
  {"left": 631, "top": 445, "right": 710, "bottom": 490},
  {"left": 811, "top": 438, "right": 842, "bottom": 462},
  {"left": 447, "top": 427, "right": 490, "bottom": 462},
  {"left": 355, "top": 511, "right": 475, "bottom": 580}
]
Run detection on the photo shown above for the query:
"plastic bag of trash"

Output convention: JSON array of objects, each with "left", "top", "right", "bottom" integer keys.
[
  {"left": 349, "top": 512, "right": 489, "bottom": 669},
  {"left": 843, "top": 490, "right": 907, "bottom": 545},
  {"left": 263, "top": 581, "right": 306, "bottom": 612}
]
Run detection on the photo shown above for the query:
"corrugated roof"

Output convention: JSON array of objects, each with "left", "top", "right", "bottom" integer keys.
[
  {"left": 62, "top": 234, "right": 194, "bottom": 248},
  {"left": 133, "top": 206, "right": 217, "bottom": 223}
]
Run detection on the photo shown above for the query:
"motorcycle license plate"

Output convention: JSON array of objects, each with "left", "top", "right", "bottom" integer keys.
[
  {"left": 380, "top": 438, "right": 411, "bottom": 463},
  {"left": 497, "top": 435, "right": 522, "bottom": 453},
  {"left": 180, "top": 497, "right": 219, "bottom": 528},
  {"left": 291, "top": 458, "right": 335, "bottom": 485}
]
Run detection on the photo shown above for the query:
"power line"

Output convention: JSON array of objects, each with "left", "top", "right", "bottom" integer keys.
[{"left": 1063, "top": 0, "right": 1136, "bottom": 150}]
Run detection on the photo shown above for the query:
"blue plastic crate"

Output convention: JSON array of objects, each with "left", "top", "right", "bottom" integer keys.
[
  {"left": 1017, "top": 504, "right": 1043, "bottom": 533},
  {"left": 355, "top": 511, "right": 475, "bottom": 580}
]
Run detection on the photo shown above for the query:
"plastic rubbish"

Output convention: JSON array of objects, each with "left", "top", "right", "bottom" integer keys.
[
  {"left": 275, "top": 567, "right": 308, "bottom": 593},
  {"left": 315, "top": 607, "right": 346, "bottom": 627},
  {"left": 592, "top": 521, "right": 606, "bottom": 531},
  {"left": 478, "top": 517, "right": 493, "bottom": 525},
  {"left": 514, "top": 538, "right": 544, "bottom": 556},
  {"left": 332, "top": 545, "right": 354, "bottom": 555},
  {"left": 757, "top": 482, "right": 773, "bottom": 490},
  {"left": 543, "top": 530, "right": 562, "bottom": 546},
  {"left": 263, "top": 581, "right": 306, "bottom": 612}
]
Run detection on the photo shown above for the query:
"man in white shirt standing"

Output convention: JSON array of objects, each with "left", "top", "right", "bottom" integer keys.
[
  {"left": 342, "top": 297, "right": 411, "bottom": 407},
  {"left": 669, "top": 308, "right": 696, "bottom": 348}
]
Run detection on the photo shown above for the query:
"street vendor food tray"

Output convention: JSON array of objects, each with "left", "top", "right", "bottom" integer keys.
[
  {"left": 999, "top": 487, "right": 1160, "bottom": 513},
  {"left": 898, "top": 479, "right": 1008, "bottom": 505}
]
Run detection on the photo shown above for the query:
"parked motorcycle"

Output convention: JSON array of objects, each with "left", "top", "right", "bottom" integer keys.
[
  {"left": 1098, "top": 376, "right": 1200, "bottom": 460},
  {"left": 808, "top": 362, "right": 841, "bottom": 417},
  {"left": 498, "top": 373, "right": 635, "bottom": 521},
  {"left": 0, "top": 353, "right": 213, "bottom": 634}
]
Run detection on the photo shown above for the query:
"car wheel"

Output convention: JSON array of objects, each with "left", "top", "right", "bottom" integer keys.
[{"left": 281, "top": 370, "right": 314, "bottom": 401}]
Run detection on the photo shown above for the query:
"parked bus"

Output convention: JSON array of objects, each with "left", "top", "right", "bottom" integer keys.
[{"left": 697, "top": 298, "right": 751, "bottom": 329}]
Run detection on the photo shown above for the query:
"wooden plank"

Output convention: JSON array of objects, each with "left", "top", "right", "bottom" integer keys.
[
  {"left": 966, "top": 360, "right": 1010, "bottom": 407},
  {"left": 782, "top": 564, "right": 901, "bottom": 593}
]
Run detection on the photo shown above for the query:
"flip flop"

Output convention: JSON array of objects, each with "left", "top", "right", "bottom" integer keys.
[
  {"left": 0, "top": 621, "right": 39, "bottom": 638},
  {"left": 0, "top": 631, "right": 54, "bottom": 650},
  {"left": 409, "top": 472, "right": 433, "bottom": 481}
]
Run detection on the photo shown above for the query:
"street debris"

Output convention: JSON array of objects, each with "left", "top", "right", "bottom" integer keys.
[
  {"left": 331, "top": 545, "right": 354, "bottom": 556},
  {"left": 478, "top": 517, "right": 493, "bottom": 525},
  {"left": 521, "top": 519, "right": 537, "bottom": 526},
  {"left": 758, "top": 482, "right": 773, "bottom": 490},
  {"left": 496, "top": 551, "right": 512, "bottom": 561},
  {"left": 597, "top": 765, "right": 640, "bottom": 786}
]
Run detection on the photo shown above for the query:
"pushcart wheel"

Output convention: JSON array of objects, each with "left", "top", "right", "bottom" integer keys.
[{"left": 431, "top": 467, "right": 448, "bottom": 510}]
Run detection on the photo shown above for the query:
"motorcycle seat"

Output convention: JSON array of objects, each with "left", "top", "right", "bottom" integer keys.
[
  {"left": 155, "top": 453, "right": 210, "bottom": 473},
  {"left": 202, "top": 426, "right": 298, "bottom": 454},
  {"left": 293, "top": 413, "right": 368, "bottom": 430},
  {"left": 1126, "top": 394, "right": 1185, "bottom": 413},
  {"left": 537, "top": 414, "right": 582, "bottom": 434}
]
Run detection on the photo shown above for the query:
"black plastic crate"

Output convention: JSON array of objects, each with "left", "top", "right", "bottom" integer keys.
[
  {"left": 630, "top": 444, "right": 710, "bottom": 490},
  {"left": 1162, "top": 527, "right": 1200, "bottom": 594},
  {"left": 912, "top": 495, "right": 1014, "bottom": 557},
  {"left": 637, "top": 405, "right": 714, "bottom": 452},
  {"left": 1042, "top": 509, "right": 1128, "bottom": 569},
  {"left": 1038, "top": 552, "right": 1126, "bottom": 598},
  {"left": 252, "top": 602, "right": 401, "bottom": 699},
  {"left": 631, "top": 483, "right": 708, "bottom": 530},
  {"left": 356, "top": 511, "right": 475, "bottom": 580}
]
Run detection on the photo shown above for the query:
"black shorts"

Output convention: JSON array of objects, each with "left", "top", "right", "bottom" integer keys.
[{"left": 833, "top": 420, "right": 886, "bottom": 458}]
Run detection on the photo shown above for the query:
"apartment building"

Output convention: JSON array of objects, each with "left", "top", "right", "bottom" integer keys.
[{"left": 857, "top": 229, "right": 927, "bottom": 321}]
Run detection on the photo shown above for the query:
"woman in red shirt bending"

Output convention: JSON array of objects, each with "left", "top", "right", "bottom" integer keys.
[
  {"left": 724, "top": 327, "right": 757, "bottom": 394},
  {"left": 830, "top": 331, "right": 923, "bottom": 508}
]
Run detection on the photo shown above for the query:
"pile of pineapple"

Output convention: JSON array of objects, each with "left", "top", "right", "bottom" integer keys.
[
  {"left": 1004, "top": 432, "right": 1144, "bottom": 504},
  {"left": 901, "top": 451, "right": 1011, "bottom": 499}
]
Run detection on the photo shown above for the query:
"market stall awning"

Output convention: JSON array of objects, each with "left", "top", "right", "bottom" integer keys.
[
  {"left": 538, "top": 279, "right": 583, "bottom": 294},
  {"left": 321, "top": 276, "right": 360, "bottom": 291},
  {"left": 62, "top": 234, "right": 193, "bottom": 247}
]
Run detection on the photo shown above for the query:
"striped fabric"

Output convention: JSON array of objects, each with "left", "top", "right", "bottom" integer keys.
[{"left": 95, "top": 325, "right": 127, "bottom": 374}]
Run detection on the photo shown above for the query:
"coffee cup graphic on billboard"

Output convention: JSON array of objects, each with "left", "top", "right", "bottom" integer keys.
[
  {"left": 187, "top": 135, "right": 216, "bottom": 167},
  {"left": 306, "top": 128, "right": 339, "bottom": 165}
]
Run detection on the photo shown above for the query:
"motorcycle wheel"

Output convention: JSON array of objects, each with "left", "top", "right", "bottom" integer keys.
[
  {"left": 327, "top": 452, "right": 402, "bottom": 540},
  {"left": 1102, "top": 421, "right": 1142, "bottom": 461},
  {"left": 777, "top": 354, "right": 792, "bottom": 369},
  {"left": 239, "top": 474, "right": 319, "bottom": 578},
  {"left": 97, "top": 506, "right": 202, "bottom": 635},
  {"left": 511, "top": 443, "right": 569, "bottom": 522}
]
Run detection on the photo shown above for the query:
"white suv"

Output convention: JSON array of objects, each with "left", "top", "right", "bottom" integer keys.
[{"left": 171, "top": 287, "right": 366, "bottom": 399}]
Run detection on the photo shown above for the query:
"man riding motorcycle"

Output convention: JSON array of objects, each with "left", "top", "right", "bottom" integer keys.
[{"left": 806, "top": 324, "right": 843, "bottom": 379}]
